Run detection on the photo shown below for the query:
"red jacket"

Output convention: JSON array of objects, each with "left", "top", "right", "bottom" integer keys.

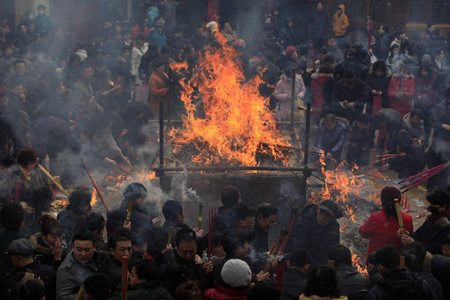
[
  {"left": 388, "top": 75, "right": 415, "bottom": 116},
  {"left": 205, "top": 284, "right": 249, "bottom": 300},
  {"left": 359, "top": 208, "right": 413, "bottom": 258},
  {"left": 310, "top": 75, "right": 329, "bottom": 121}
]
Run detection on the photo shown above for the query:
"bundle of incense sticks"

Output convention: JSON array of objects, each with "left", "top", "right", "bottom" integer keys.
[
  {"left": 372, "top": 153, "right": 402, "bottom": 164},
  {"left": 263, "top": 228, "right": 289, "bottom": 273},
  {"left": 307, "top": 159, "right": 321, "bottom": 168},
  {"left": 207, "top": 207, "right": 217, "bottom": 261},
  {"left": 399, "top": 162, "right": 450, "bottom": 194},
  {"left": 279, "top": 207, "right": 300, "bottom": 255}
]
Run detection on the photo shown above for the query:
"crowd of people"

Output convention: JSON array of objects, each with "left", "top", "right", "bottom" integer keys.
[{"left": 1, "top": 0, "right": 450, "bottom": 299}]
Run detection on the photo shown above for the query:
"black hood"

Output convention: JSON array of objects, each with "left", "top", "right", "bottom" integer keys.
[
  {"left": 396, "top": 129, "right": 412, "bottom": 148},
  {"left": 378, "top": 269, "right": 429, "bottom": 299}
]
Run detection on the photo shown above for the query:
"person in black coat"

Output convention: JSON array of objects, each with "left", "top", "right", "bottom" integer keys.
[
  {"left": 400, "top": 189, "right": 450, "bottom": 255},
  {"left": 106, "top": 182, "right": 154, "bottom": 241},
  {"left": 365, "top": 61, "right": 391, "bottom": 117},
  {"left": 57, "top": 188, "right": 92, "bottom": 243},
  {"left": 164, "top": 228, "right": 210, "bottom": 296},
  {"left": 316, "top": 114, "right": 347, "bottom": 165},
  {"left": 366, "top": 252, "right": 382, "bottom": 287},
  {"left": 214, "top": 186, "right": 241, "bottom": 233},
  {"left": 341, "top": 113, "right": 374, "bottom": 168},
  {"left": 278, "top": 17, "right": 297, "bottom": 49},
  {"left": 402, "top": 248, "right": 444, "bottom": 300},
  {"left": 285, "top": 200, "right": 343, "bottom": 267},
  {"left": 384, "top": 129, "right": 426, "bottom": 179},
  {"left": 348, "top": 49, "right": 369, "bottom": 81},
  {"left": 373, "top": 25, "right": 392, "bottom": 61},
  {"left": 251, "top": 204, "right": 278, "bottom": 254},
  {"left": 8, "top": 238, "right": 57, "bottom": 300},
  {"left": 99, "top": 229, "right": 133, "bottom": 293},
  {"left": 367, "top": 246, "right": 436, "bottom": 300},
  {"left": 332, "top": 69, "right": 369, "bottom": 123},
  {"left": 329, "top": 245, "right": 371, "bottom": 300},
  {"left": 147, "top": 200, "right": 191, "bottom": 265},
  {"left": 310, "top": 2, "right": 329, "bottom": 51},
  {"left": 281, "top": 249, "right": 311, "bottom": 300}
]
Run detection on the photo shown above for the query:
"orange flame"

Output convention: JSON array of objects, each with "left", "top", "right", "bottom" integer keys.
[
  {"left": 169, "top": 33, "right": 289, "bottom": 166},
  {"left": 90, "top": 189, "right": 97, "bottom": 207},
  {"left": 352, "top": 254, "right": 368, "bottom": 275},
  {"left": 109, "top": 81, "right": 114, "bottom": 86}
]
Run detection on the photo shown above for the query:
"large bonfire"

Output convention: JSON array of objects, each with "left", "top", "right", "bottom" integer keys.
[{"left": 169, "top": 32, "right": 289, "bottom": 166}]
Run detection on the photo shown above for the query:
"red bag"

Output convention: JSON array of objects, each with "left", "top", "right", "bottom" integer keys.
[{"left": 135, "top": 77, "right": 150, "bottom": 103}]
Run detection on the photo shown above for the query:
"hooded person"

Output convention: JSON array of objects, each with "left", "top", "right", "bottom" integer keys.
[
  {"left": 400, "top": 189, "right": 450, "bottom": 255},
  {"left": 310, "top": 2, "right": 330, "bottom": 50},
  {"left": 106, "top": 182, "right": 154, "bottom": 240},
  {"left": 205, "top": 259, "right": 252, "bottom": 300},
  {"left": 331, "top": 5, "right": 349, "bottom": 48},
  {"left": 278, "top": 17, "right": 297, "bottom": 49},
  {"left": 284, "top": 46, "right": 299, "bottom": 71},
  {"left": 273, "top": 67, "right": 305, "bottom": 122},
  {"left": 286, "top": 200, "right": 343, "bottom": 267},
  {"left": 382, "top": 129, "right": 426, "bottom": 179}
]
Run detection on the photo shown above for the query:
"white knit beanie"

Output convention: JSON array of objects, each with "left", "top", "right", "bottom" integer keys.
[{"left": 221, "top": 259, "right": 252, "bottom": 287}]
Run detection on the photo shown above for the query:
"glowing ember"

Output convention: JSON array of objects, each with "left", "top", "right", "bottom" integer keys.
[
  {"left": 138, "top": 169, "right": 156, "bottom": 181},
  {"left": 90, "top": 189, "right": 97, "bottom": 207},
  {"left": 169, "top": 32, "right": 289, "bottom": 166},
  {"left": 352, "top": 254, "right": 368, "bottom": 275}
]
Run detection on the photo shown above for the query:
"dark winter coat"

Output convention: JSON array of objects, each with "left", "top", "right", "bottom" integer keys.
[
  {"left": 0, "top": 229, "right": 26, "bottom": 298},
  {"left": 17, "top": 261, "right": 57, "bottom": 300},
  {"left": 31, "top": 232, "right": 68, "bottom": 271},
  {"left": 426, "top": 253, "right": 450, "bottom": 300},
  {"left": 431, "top": 100, "right": 450, "bottom": 141},
  {"left": 410, "top": 268, "right": 444, "bottom": 300},
  {"left": 281, "top": 268, "right": 307, "bottom": 300},
  {"left": 332, "top": 78, "right": 369, "bottom": 121},
  {"left": 106, "top": 199, "right": 153, "bottom": 240},
  {"left": 348, "top": 60, "right": 369, "bottom": 81},
  {"left": 341, "top": 121, "right": 374, "bottom": 162},
  {"left": 366, "top": 268, "right": 436, "bottom": 300},
  {"left": 110, "top": 280, "right": 170, "bottom": 300},
  {"left": 374, "top": 108, "right": 403, "bottom": 152},
  {"left": 56, "top": 251, "right": 102, "bottom": 300},
  {"left": 373, "top": 33, "right": 392, "bottom": 61},
  {"left": 57, "top": 206, "right": 87, "bottom": 244},
  {"left": 310, "top": 9, "right": 329, "bottom": 39},
  {"left": 390, "top": 129, "right": 426, "bottom": 175},
  {"left": 147, "top": 219, "right": 189, "bottom": 264},
  {"left": 251, "top": 220, "right": 268, "bottom": 253},
  {"left": 285, "top": 204, "right": 340, "bottom": 266},
  {"left": 278, "top": 26, "right": 296, "bottom": 48},
  {"left": 335, "top": 265, "right": 371, "bottom": 300},
  {"left": 316, "top": 119, "right": 347, "bottom": 155},
  {"left": 164, "top": 251, "right": 209, "bottom": 296},
  {"left": 98, "top": 255, "right": 130, "bottom": 293},
  {"left": 402, "top": 113, "right": 426, "bottom": 143},
  {"left": 411, "top": 212, "right": 450, "bottom": 255}
]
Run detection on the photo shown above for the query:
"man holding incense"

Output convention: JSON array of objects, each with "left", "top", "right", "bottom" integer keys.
[
  {"left": 106, "top": 183, "right": 154, "bottom": 241},
  {"left": 251, "top": 204, "right": 278, "bottom": 253},
  {"left": 382, "top": 129, "right": 426, "bottom": 179},
  {"left": 56, "top": 230, "right": 102, "bottom": 300},
  {"left": 400, "top": 189, "right": 450, "bottom": 255},
  {"left": 286, "top": 200, "right": 342, "bottom": 267}
]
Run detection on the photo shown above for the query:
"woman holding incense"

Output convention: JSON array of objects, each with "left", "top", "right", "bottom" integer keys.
[
  {"left": 359, "top": 186, "right": 413, "bottom": 258},
  {"left": 400, "top": 189, "right": 450, "bottom": 255}
]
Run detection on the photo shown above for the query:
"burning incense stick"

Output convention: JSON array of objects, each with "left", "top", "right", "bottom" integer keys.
[
  {"left": 264, "top": 228, "right": 289, "bottom": 273},
  {"left": 74, "top": 287, "right": 85, "bottom": 300},
  {"left": 394, "top": 198, "right": 405, "bottom": 235},
  {"left": 122, "top": 256, "right": 128, "bottom": 300},
  {"left": 397, "top": 164, "right": 446, "bottom": 184},
  {"left": 125, "top": 199, "right": 133, "bottom": 226},
  {"left": 280, "top": 208, "right": 300, "bottom": 254},
  {"left": 37, "top": 164, "right": 67, "bottom": 196},
  {"left": 167, "top": 228, "right": 173, "bottom": 246},
  {"left": 198, "top": 203, "right": 204, "bottom": 229},
  {"left": 81, "top": 158, "right": 111, "bottom": 214},
  {"left": 207, "top": 207, "right": 217, "bottom": 261}
]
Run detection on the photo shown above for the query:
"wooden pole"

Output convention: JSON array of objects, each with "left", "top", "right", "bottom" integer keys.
[
  {"left": 74, "top": 287, "right": 85, "bottom": 300},
  {"left": 37, "top": 164, "right": 67, "bottom": 196},
  {"left": 80, "top": 158, "right": 111, "bottom": 214}
]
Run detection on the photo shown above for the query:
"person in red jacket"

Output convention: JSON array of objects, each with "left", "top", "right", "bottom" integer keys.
[
  {"left": 205, "top": 259, "right": 252, "bottom": 300},
  {"left": 310, "top": 63, "right": 334, "bottom": 123},
  {"left": 388, "top": 63, "right": 415, "bottom": 117},
  {"left": 359, "top": 186, "right": 413, "bottom": 259}
]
